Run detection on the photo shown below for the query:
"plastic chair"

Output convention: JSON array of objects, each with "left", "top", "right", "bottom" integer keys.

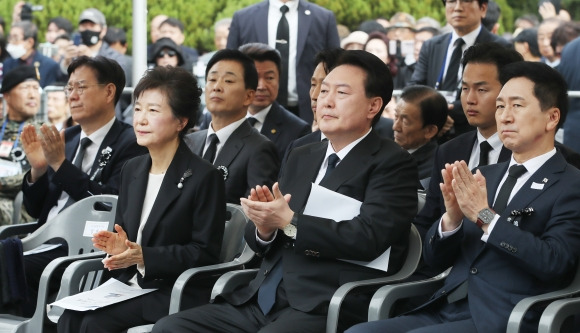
[
  {"left": 367, "top": 268, "right": 451, "bottom": 321},
  {"left": 11, "top": 191, "right": 24, "bottom": 225},
  {"left": 55, "top": 204, "right": 254, "bottom": 333},
  {"left": 0, "top": 195, "right": 117, "bottom": 333},
  {"left": 208, "top": 224, "right": 423, "bottom": 333},
  {"left": 324, "top": 224, "right": 423, "bottom": 333},
  {"left": 537, "top": 297, "right": 580, "bottom": 333},
  {"left": 506, "top": 263, "right": 580, "bottom": 333}
]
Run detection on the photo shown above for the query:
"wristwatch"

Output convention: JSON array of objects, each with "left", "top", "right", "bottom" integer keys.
[
  {"left": 476, "top": 208, "right": 495, "bottom": 228},
  {"left": 282, "top": 215, "right": 298, "bottom": 238}
]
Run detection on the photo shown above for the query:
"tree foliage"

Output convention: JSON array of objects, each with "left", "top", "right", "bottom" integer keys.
[{"left": 0, "top": 0, "right": 575, "bottom": 55}]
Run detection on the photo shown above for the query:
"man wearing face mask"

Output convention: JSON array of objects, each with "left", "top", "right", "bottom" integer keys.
[
  {"left": 59, "top": 8, "right": 132, "bottom": 86},
  {"left": 2, "top": 21, "right": 63, "bottom": 88}
]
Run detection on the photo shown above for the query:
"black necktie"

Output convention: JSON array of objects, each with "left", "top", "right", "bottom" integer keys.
[
  {"left": 441, "top": 38, "right": 465, "bottom": 91},
  {"left": 276, "top": 5, "right": 290, "bottom": 106},
  {"left": 478, "top": 141, "right": 492, "bottom": 167},
  {"left": 320, "top": 153, "right": 340, "bottom": 184},
  {"left": 203, "top": 134, "right": 219, "bottom": 163},
  {"left": 64, "top": 137, "right": 92, "bottom": 209},
  {"left": 247, "top": 117, "right": 258, "bottom": 128},
  {"left": 73, "top": 137, "right": 92, "bottom": 169},
  {"left": 493, "top": 164, "right": 527, "bottom": 214}
]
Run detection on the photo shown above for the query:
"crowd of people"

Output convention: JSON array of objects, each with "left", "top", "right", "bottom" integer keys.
[{"left": 1, "top": 0, "right": 580, "bottom": 332}]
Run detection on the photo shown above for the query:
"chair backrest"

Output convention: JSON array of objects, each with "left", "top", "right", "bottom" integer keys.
[
  {"left": 11, "top": 191, "right": 24, "bottom": 224},
  {"left": 383, "top": 223, "right": 422, "bottom": 282},
  {"left": 21, "top": 195, "right": 118, "bottom": 255},
  {"left": 220, "top": 204, "right": 250, "bottom": 263},
  {"left": 417, "top": 191, "right": 426, "bottom": 213}
]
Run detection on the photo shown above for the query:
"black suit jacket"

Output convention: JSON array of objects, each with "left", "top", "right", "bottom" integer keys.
[
  {"left": 410, "top": 27, "right": 510, "bottom": 135},
  {"left": 227, "top": 0, "right": 340, "bottom": 124},
  {"left": 185, "top": 120, "right": 280, "bottom": 204},
  {"left": 419, "top": 152, "right": 580, "bottom": 332},
  {"left": 221, "top": 130, "right": 418, "bottom": 313},
  {"left": 115, "top": 142, "right": 225, "bottom": 289},
  {"left": 22, "top": 119, "right": 147, "bottom": 225},
  {"left": 411, "top": 140, "right": 438, "bottom": 183},
  {"left": 260, "top": 102, "right": 311, "bottom": 160},
  {"left": 414, "top": 131, "right": 511, "bottom": 240}
]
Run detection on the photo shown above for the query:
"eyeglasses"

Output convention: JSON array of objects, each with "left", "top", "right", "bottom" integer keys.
[
  {"left": 444, "top": 0, "right": 476, "bottom": 6},
  {"left": 157, "top": 50, "right": 177, "bottom": 58},
  {"left": 64, "top": 82, "right": 106, "bottom": 98}
]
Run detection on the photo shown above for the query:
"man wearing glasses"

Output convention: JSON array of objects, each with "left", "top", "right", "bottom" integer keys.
[
  {"left": 16, "top": 56, "right": 146, "bottom": 318},
  {"left": 410, "top": 0, "right": 509, "bottom": 140}
]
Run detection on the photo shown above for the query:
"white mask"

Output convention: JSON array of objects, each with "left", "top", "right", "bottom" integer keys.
[{"left": 6, "top": 43, "right": 27, "bottom": 59}]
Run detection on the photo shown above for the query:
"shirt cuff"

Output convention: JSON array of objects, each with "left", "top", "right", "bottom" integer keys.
[
  {"left": 256, "top": 228, "right": 278, "bottom": 245},
  {"left": 438, "top": 218, "right": 463, "bottom": 238},
  {"left": 480, "top": 214, "right": 500, "bottom": 242}
]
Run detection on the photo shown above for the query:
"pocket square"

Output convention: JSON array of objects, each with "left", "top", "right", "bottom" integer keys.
[{"left": 531, "top": 182, "right": 544, "bottom": 190}]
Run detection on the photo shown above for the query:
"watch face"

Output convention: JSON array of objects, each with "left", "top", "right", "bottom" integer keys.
[{"left": 479, "top": 208, "right": 495, "bottom": 224}]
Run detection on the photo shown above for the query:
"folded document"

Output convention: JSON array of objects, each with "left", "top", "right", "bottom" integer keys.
[{"left": 303, "top": 183, "right": 390, "bottom": 272}]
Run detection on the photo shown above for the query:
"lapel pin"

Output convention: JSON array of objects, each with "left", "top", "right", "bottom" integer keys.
[
  {"left": 271, "top": 129, "right": 277, "bottom": 134},
  {"left": 543, "top": 178, "right": 548, "bottom": 183},
  {"left": 217, "top": 165, "right": 229, "bottom": 181},
  {"left": 305, "top": 9, "right": 311, "bottom": 15},
  {"left": 177, "top": 169, "right": 193, "bottom": 189}
]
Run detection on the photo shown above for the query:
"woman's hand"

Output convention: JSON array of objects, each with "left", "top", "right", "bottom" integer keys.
[
  {"left": 93, "top": 224, "right": 129, "bottom": 255},
  {"left": 101, "top": 240, "right": 144, "bottom": 270}
]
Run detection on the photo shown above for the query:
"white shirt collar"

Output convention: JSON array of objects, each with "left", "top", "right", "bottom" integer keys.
[
  {"left": 451, "top": 24, "right": 482, "bottom": 48},
  {"left": 325, "top": 128, "right": 372, "bottom": 162},
  {"left": 508, "top": 148, "right": 557, "bottom": 176},
  {"left": 247, "top": 104, "right": 272, "bottom": 125},
  {"left": 207, "top": 117, "right": 247, "bottom": 145},
  {"left": 476, "top": 130, "right": 503, "bottom": 152},
  {"left": 269, "top": 0, "right": 299, "bottom": 11},
  {"left": 80, "top": 116, "right": 116, "bottom": 148}
]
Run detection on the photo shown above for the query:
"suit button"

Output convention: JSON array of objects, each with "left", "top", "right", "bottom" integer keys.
[
  {"left": 264, "top": 269, "right": 269, "bottom": 275},
  {"left": 512, "top": 248, "right": 518, "bottom": 253},
  {"left": 304, "top": 250, "right": 310, "bottom": 256},
  {"left": 284, "top": 242, "right": 290, "bottom": 248},
  {"left": 500, "top": 242, "right": 506, "bottom": 247},
  {"left": 470, "top": 267, "right": 478, "bottom": 275},
  {"left": 441, "top": 290, "right": 446, "bottom": 295}
]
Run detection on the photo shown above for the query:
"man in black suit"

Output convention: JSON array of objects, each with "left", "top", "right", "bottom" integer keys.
[
  {"left": 414, "top": 43, "right": 522, "bottom": 242},
  {"left": 392, "top": 85, "right": 448, "bottom": 186},
  {"left": 347, "top": 60, "right": 580, "bottom": 333},
  {"left": 153, "top": 50, "right": 418, "bottom": 333},
  {"left": 18, "top": 56, "right": 146, "bottom": 316},
  {"left": 185, "top": 49, "right": 279, "bottom": 204},
  {"left": 239, "top": 43, "right": 311, "bottom": 160},
  {"left": 226, "top": 0, "right": 340, "bottom": 124},
  {"left": 410, "top": 0, "right": 510, "bottom": 138}
]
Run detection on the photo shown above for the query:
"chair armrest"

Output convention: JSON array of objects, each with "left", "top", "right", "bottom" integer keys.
[
  {"left": 537, "top": 298, "right": 580, "bottom": 333},
  {"left": 326, "top": 274, "right": 420, "bottom": 333},
  {"left": 506, "top": 287, "right": 580, "bottom": 333},
  {"left": 168, "top": 246, "right": 255, "bottom": 314},
  {"left": 367, "top": 269, "right": 450, "bottom": 322},
  {"left": 57, "top": 256, "right": 107, "bottom": 299},
  {"left": 210, "top": 269, "right": 259, "bottom": 302},
  {"left": 30, "top": 251, "right": 106, "bottom": 327},
  {"left": 0, "top": 222, "right": 39, "bottom": 239}
]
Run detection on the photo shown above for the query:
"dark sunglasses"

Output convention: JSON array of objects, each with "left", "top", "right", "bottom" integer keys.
[{"left": 157, "top": 50, "right": 177, "bottom": 58}]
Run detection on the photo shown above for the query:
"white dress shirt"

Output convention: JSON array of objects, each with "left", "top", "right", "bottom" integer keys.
[
  {"left": 268, "top": 0, "right": 299, "bottom": 106},
  {"left": 467, "top": 131, "right": 504, "bottom": 170},
  {"left": 204, "top": 117, "right": 247, "bottom": 163},
  {"left": 46, "top": 117, "right": 116, "bottom": 222},
  {"left": 246, "top": 105, "right": 273, "bottom": 132}
]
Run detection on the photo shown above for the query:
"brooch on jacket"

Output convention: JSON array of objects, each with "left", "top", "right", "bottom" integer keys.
[
  {"left": 217, "top": 165, "right": 228, "bottom": 181},
  {"left": 507, "top": 207, "right": 534, "bottom": 227},
  {"left": 177, "top": 169, "right": 193, "bottom": 189},
  {"left": 90, "top": 147, "right": 113, "bottom": 182}
]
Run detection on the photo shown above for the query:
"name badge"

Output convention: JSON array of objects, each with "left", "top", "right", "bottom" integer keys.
[{"left": 0, "top": 141, "right": 14, "bottom": 158}]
